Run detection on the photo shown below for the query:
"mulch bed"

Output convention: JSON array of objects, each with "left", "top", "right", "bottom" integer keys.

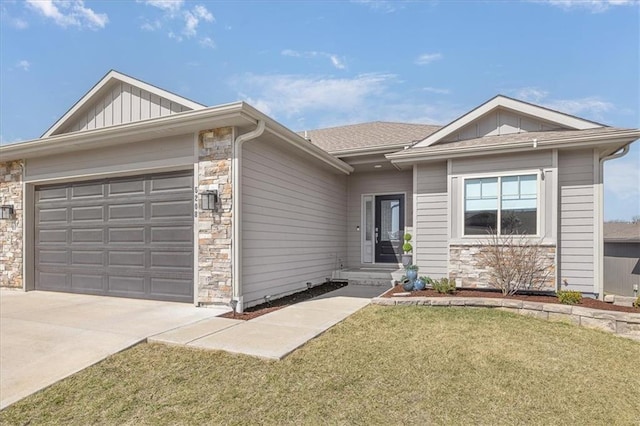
[
  {"left": 218, "top": 281, "right": 348, "bottom": 321},
  {"left": 382, "top": 286, "right": 640, "bottom": 314}
]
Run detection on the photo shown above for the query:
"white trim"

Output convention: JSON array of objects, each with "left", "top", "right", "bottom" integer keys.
[
  {"left": 446, "top": 159, "right": 452, "bottom": 278},
  {"left": 42, "top": 70, "right": 206, "bottom": 138},
  {"left": 551, "top": 149, "right": 559, "bottom": 290},
  {"left": 593, "top": 149, "right": 601, "bottom": 297},
  {"left": 193, "top": 132, "right": 200, "bottom": 306},
  {"left": 414, "top": 95, "right": 602, "bottom": 148},
  {"left": 412, "top": 164, "right": 418, "bottom": 264},
  {"left": 458, "top": 169, "right": 543, "bottom": 239},
  {"left": 361, "top": 194, "right": 374, "bottom": 264},
  {"left": 360, "top": 191, "right": 407, "bottom": 266}
]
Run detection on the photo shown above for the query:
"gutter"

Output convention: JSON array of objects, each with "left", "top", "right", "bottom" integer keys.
[
  {"left": 596, "top": 144, "right": 632, "bottom": 299},
  {"left": 231, "top": 120, "right": 266, "bottom": 313}
]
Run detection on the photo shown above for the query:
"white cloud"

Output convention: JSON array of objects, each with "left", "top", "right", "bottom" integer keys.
[
  {"left": 16, "top": 60, "right": 30, "bottom": 71},
  {"left": 139, "top": 1, "right": 214, "bottom": 42},
  {"left": 12, "top": 18, "right": 29, "bottom": 29},
  {"left": 25, "top": 0, "right": 108, "bottom": 29},
  {"left": 231, "top": 72, "right": 459, "bottom": 129},
  {"left": 513, "top": 87, "right": 614, "bottom": 121},
  {"left": 533, "top": 0, "right": 638, "bottom": 12},
  {"left": 422, "top": 87, "right": 450, "bottom": 95},
  {"left": 281, "top": 49, "right": 346, "bottom": 70},
  {"left": 415, "top": 53, "right": 442, "bottom": 65},
  {"left": 199, "top": 36, "right": 215, "bottom": 48},
  {"left": 351, "top": 0, "right": 400, "bottom": 13}
]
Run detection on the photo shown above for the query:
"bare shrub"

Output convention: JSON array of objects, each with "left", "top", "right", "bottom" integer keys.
[{"left": 477, "top": 232, "right": 554, "bottom": 296}]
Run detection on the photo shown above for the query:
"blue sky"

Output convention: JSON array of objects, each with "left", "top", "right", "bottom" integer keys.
[{"left": 1, "top": 0, "right": 638, "bottom": 220}]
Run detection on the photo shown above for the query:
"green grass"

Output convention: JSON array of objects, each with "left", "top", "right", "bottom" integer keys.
[{"left": 2, "top": 306, "right": 639, "bottom": 425}]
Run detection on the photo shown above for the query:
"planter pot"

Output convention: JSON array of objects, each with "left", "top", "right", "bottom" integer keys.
[
  {"left": 414, "top": 278, "right": 426, "bottom": 291},
  {"left": 406, "top": 269, "right": 418, "bottom": 281},
  {"left": 402, "top": 279, "right": 414, "bottom": 292},
  {"left": 401, "top": 254, "right": 412, "bottom": 267}
]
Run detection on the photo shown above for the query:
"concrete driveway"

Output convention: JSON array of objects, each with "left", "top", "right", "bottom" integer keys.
[{"left": 0, "top": 290, "right": 228, "bottom": 409}]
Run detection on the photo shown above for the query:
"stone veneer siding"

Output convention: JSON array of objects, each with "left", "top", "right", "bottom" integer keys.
[
  {"left": 0, "top": 160, "right": 23, "bottom": 288},
  {"left": 198, "top": 127, "right": 233, "bottom": 305},
  {"left": 449, "top": 243, "right": 556, "bottom": 291}
]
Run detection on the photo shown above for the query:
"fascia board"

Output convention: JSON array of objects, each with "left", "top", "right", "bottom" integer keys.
[
  {"left": 328, "top": 143, "right": 408, "bottom": 157},
  {"left": 414, "top": 95, "right": 603, "bottom": 148},
  {"left": 388, "top": 131, "right": 640, "bottom": 165},
  {"left": 2, "top": 102, "right": 249, "bottom": 161},
  {"left": 42, "top": 70, "right": 207, "bottom": 138}
]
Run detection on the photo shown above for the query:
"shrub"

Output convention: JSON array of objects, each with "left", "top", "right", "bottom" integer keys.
[
  {"left": 477, "top": 232, "right": 554, "bottom": 296},
  {"left": 432, "top": 278, "right": 456, "bottom": 294},
  {"left": 420, "top": 276, "right": 434, "bottom": 286},
  {"left": 403, "top": 233, "right": 413, "bottom": 254},
  {"left": 634, "top": 296, "right": 640, "bottom": 308},
  {"left": 557, "top": 290, "right": 582, "bottom": 305}
]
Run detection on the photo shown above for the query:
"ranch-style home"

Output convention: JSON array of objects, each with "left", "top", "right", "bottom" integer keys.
[{"left": 1, "top": 70, "right": 638, "bottom": 310}]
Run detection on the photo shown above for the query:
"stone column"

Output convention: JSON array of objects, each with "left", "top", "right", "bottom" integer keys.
[
  {"left": 0, "top": 160, "right": 24, "bottom": 288},
  {"left": 197, "top": 128, "right": 233, "bottom": 305}
]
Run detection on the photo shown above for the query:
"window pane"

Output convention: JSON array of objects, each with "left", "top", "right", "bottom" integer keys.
[
  {"left": 466, "top": 179, "right": 481, "bottom": 198},
  {"left": 501, "top": 176, "right": 519, "bottom": 199},
  {"left": 481, "top": 178, "right": 498, "bottom": 198},
  {"left": 465, "top": 211, "right": 497, "bottom": 235},
  {"left": 501, "top": 209, "right": 537, "bottom": 234},
  {"left": 465, "top": 178, "right": 498, "bottom": 235},
  {"left": 520, "top": 175, "right": 537, "bottom": 196},
  {"left": 501, "top": 174, "right": 537, "bottom": 235},
  {"left": 365, "top": 200, "right": 372, "bottom": 241}
]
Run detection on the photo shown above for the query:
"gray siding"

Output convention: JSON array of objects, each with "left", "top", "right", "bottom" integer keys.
[
  {"left": 450, "top": 151, "right": 554, "bottom": 240},
  {"left": 241, "top": 139, "right": 348, "bottom": 307},
  {"left": 346, "top": 170, "right": 413, "bottom": 267},
  {"left": 415, "top": 162, "right": 448, "bottom": 278},
  {"left": 603, "top": 242, "right": 640, "bottom": 297},
  {"left": 442, "top": 110, "right": 565, "bottom": 142},
  {"left": 24, "top": 134, "right": 194, "bottom": 182},
  {"left": 558, "top": 149, "right": 595, "bottom": 293},
  {"left": 61, "top": 82, "right": 191, "bottom": 134}
]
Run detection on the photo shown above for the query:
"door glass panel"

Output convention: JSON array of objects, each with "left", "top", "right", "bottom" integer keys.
[
  {"left": 380, "top": 200, "right": 400, "bottom": 242},
  {"left": 365, "top": 200, "right": 373, "bottom": 241}
]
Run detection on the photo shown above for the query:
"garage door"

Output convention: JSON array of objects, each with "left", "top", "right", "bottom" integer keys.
[{"left": 35, "top": 170, "right": 194, "bottom": 302}]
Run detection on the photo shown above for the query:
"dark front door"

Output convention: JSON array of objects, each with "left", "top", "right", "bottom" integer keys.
[{"left": 375, "top": 194, "right": 405, "bottom": 263}]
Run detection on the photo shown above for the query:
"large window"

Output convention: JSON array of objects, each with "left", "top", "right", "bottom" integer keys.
[{"left": 464, "top": 174, "right": 537, "bottom": 235}]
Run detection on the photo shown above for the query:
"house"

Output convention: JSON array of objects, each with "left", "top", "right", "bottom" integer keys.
[
  {"left": 1, "top": 70, "right": 638, "bottom": 310},
  {"left": 603, "top": 222, "right": 640, "bottom": 297}
]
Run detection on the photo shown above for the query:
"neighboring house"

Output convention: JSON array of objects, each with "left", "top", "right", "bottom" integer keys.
[
  {"left": 1, "top": 70, "right": 638, "bottom": 310},
  {"left": 603, "top": 222, "right": 640, "bottom": 297}
]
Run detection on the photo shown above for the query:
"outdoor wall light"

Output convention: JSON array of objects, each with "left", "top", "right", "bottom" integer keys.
[
  {"left": 0, "top": 205, "right": 14, "bottom": 220},
  {"left": 200, "top": 190, "right": 218, "bottom": 211}
]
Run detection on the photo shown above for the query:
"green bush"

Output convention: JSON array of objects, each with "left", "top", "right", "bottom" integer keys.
[
  {"left": 633, "top": 296, "right": 640, "bottom": 308},
  {"left": 402, "top": 242, "right": 413, "bottom": 253},
  {"left": 420, "top": 276, "right": 434, "bottom": 286},
  {"left": 557, "top": 290, "right": 582, "bottom": 305},
  {"left": 432, "top": 278, "right": 456, "bottom": 294}
]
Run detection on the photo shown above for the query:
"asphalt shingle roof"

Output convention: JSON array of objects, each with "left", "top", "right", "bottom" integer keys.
[
  {"left": 300, "top": 121, "right": 441, "bottom": 154},
  {"left": 604, "top": 222, "right": 640, "bottom": 242}
]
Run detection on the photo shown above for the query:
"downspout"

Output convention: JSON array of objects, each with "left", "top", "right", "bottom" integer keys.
[
  {"left": 232, "top": 120, "right": 265, "bottom": 313},
  {"left": 597, "top": 144, "right": 630, "bottom": 299}
]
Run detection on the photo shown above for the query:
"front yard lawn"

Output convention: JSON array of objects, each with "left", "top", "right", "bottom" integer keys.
[{"left": 2, "top": 306, "right": 638, "bottom": 425}]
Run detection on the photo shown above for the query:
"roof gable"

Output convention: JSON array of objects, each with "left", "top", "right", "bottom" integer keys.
[
  {"left": 414, "top": 95, "right": 603, "bottom": 148},
  {"left": 43, "top": 70, "right": 206, "bottom": 137}
]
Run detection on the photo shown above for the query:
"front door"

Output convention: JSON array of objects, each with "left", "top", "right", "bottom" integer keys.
[{"left": 375, "top": 194, "right": 405, "bottom": 263}]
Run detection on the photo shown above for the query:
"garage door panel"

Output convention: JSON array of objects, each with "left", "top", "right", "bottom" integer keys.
[
  {"left": 37, "top": 186, "right": 68, "bottom": 202},
  {"left": 35, "top": 170, "right": 194, "bottom": 302},
  {"left": 151, "top": 226, "right": 192, "bottom": 244},
  {"left": 38, "top": 229, "right": 67, "bottom": 244},
  {"left": 71, "top": 274, "right": 104, "bottom": 291},
  {"left": 109, "top": 178, "right": 145, "bottom": 196},
  {"left": 109, "top": 227, "right": 145, "bottom": 244},
  {"left": 71, "top": 206, "right": 104, "bottom": 221},
  {"left": 150, "top": 200, "right": 193, "bottom": 219},
  {"left": 38, "top": 208, "right": 68, "bottom": 223},
  {"left": 71, "top": 182, "right": 104, "bottom": 199},
  {"left": 109, "top": 251, "right": 146, "bottom": 268},
  {"left": 38, "top": 249, "right": 68, "bottom": 266},
  {"left": 71, "top": 228, "right": 104, "bottom": 243},
  {"left": 108, "top": 203, "right": 145, "bottom": 221}
]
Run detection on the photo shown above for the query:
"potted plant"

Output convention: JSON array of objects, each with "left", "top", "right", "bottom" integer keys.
[
  {"left": 401, "top": 233, "right": 413, "bottom": 266},
  {"left": 405, "top": 264, "right": 419, "bottom": 282}
]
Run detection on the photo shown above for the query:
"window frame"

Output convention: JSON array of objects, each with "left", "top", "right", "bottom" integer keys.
[{"left": 460, "top": 170, "right": 543, "bottom": 238}]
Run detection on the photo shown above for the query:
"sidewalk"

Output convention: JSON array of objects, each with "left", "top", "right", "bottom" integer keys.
[{"left": 149, "top": 285, "right": 382, "bottom": 359}]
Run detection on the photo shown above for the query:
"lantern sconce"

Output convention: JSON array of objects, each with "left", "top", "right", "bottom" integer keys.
[
  {"left": 200, "top": 190, "right": 218, "bottom": 211},
  {"left": 0, "top": 205, "right": 14, "bottom": 220}
]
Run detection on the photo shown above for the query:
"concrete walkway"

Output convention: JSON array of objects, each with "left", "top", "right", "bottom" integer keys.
[{"left": 0, "top": 291, "right": 228, "bottom": 409}]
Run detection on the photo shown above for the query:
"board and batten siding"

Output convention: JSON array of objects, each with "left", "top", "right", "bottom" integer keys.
[
  {"left": 24, "top": 134, "right": 195, "bottom": 182},
  {"left": 241, "top": 139, "right": 348, "bottom": 307},
  {"left": 415, "top": 162, "right": 448, "bottom": 278},
  {"left": 346, "top": 170, "right": 413, "bottom": 267},
  {"left": 450, "top": 151, "right": 554, "bottom": 240},
  {"left": 61, "top": 82, "right": 192, "bottom": 134},
  {"left": 558, "top": 149, "right": 596, "bottom": 293}
]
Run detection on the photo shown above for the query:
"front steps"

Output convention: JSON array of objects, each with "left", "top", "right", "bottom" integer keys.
[{"left": 332, "top": 268, "right": 404, "bottom": 288}]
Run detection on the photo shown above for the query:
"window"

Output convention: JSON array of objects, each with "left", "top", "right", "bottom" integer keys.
[{"left": 464, "top": 174, "right": 537, "bottom": 235}]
